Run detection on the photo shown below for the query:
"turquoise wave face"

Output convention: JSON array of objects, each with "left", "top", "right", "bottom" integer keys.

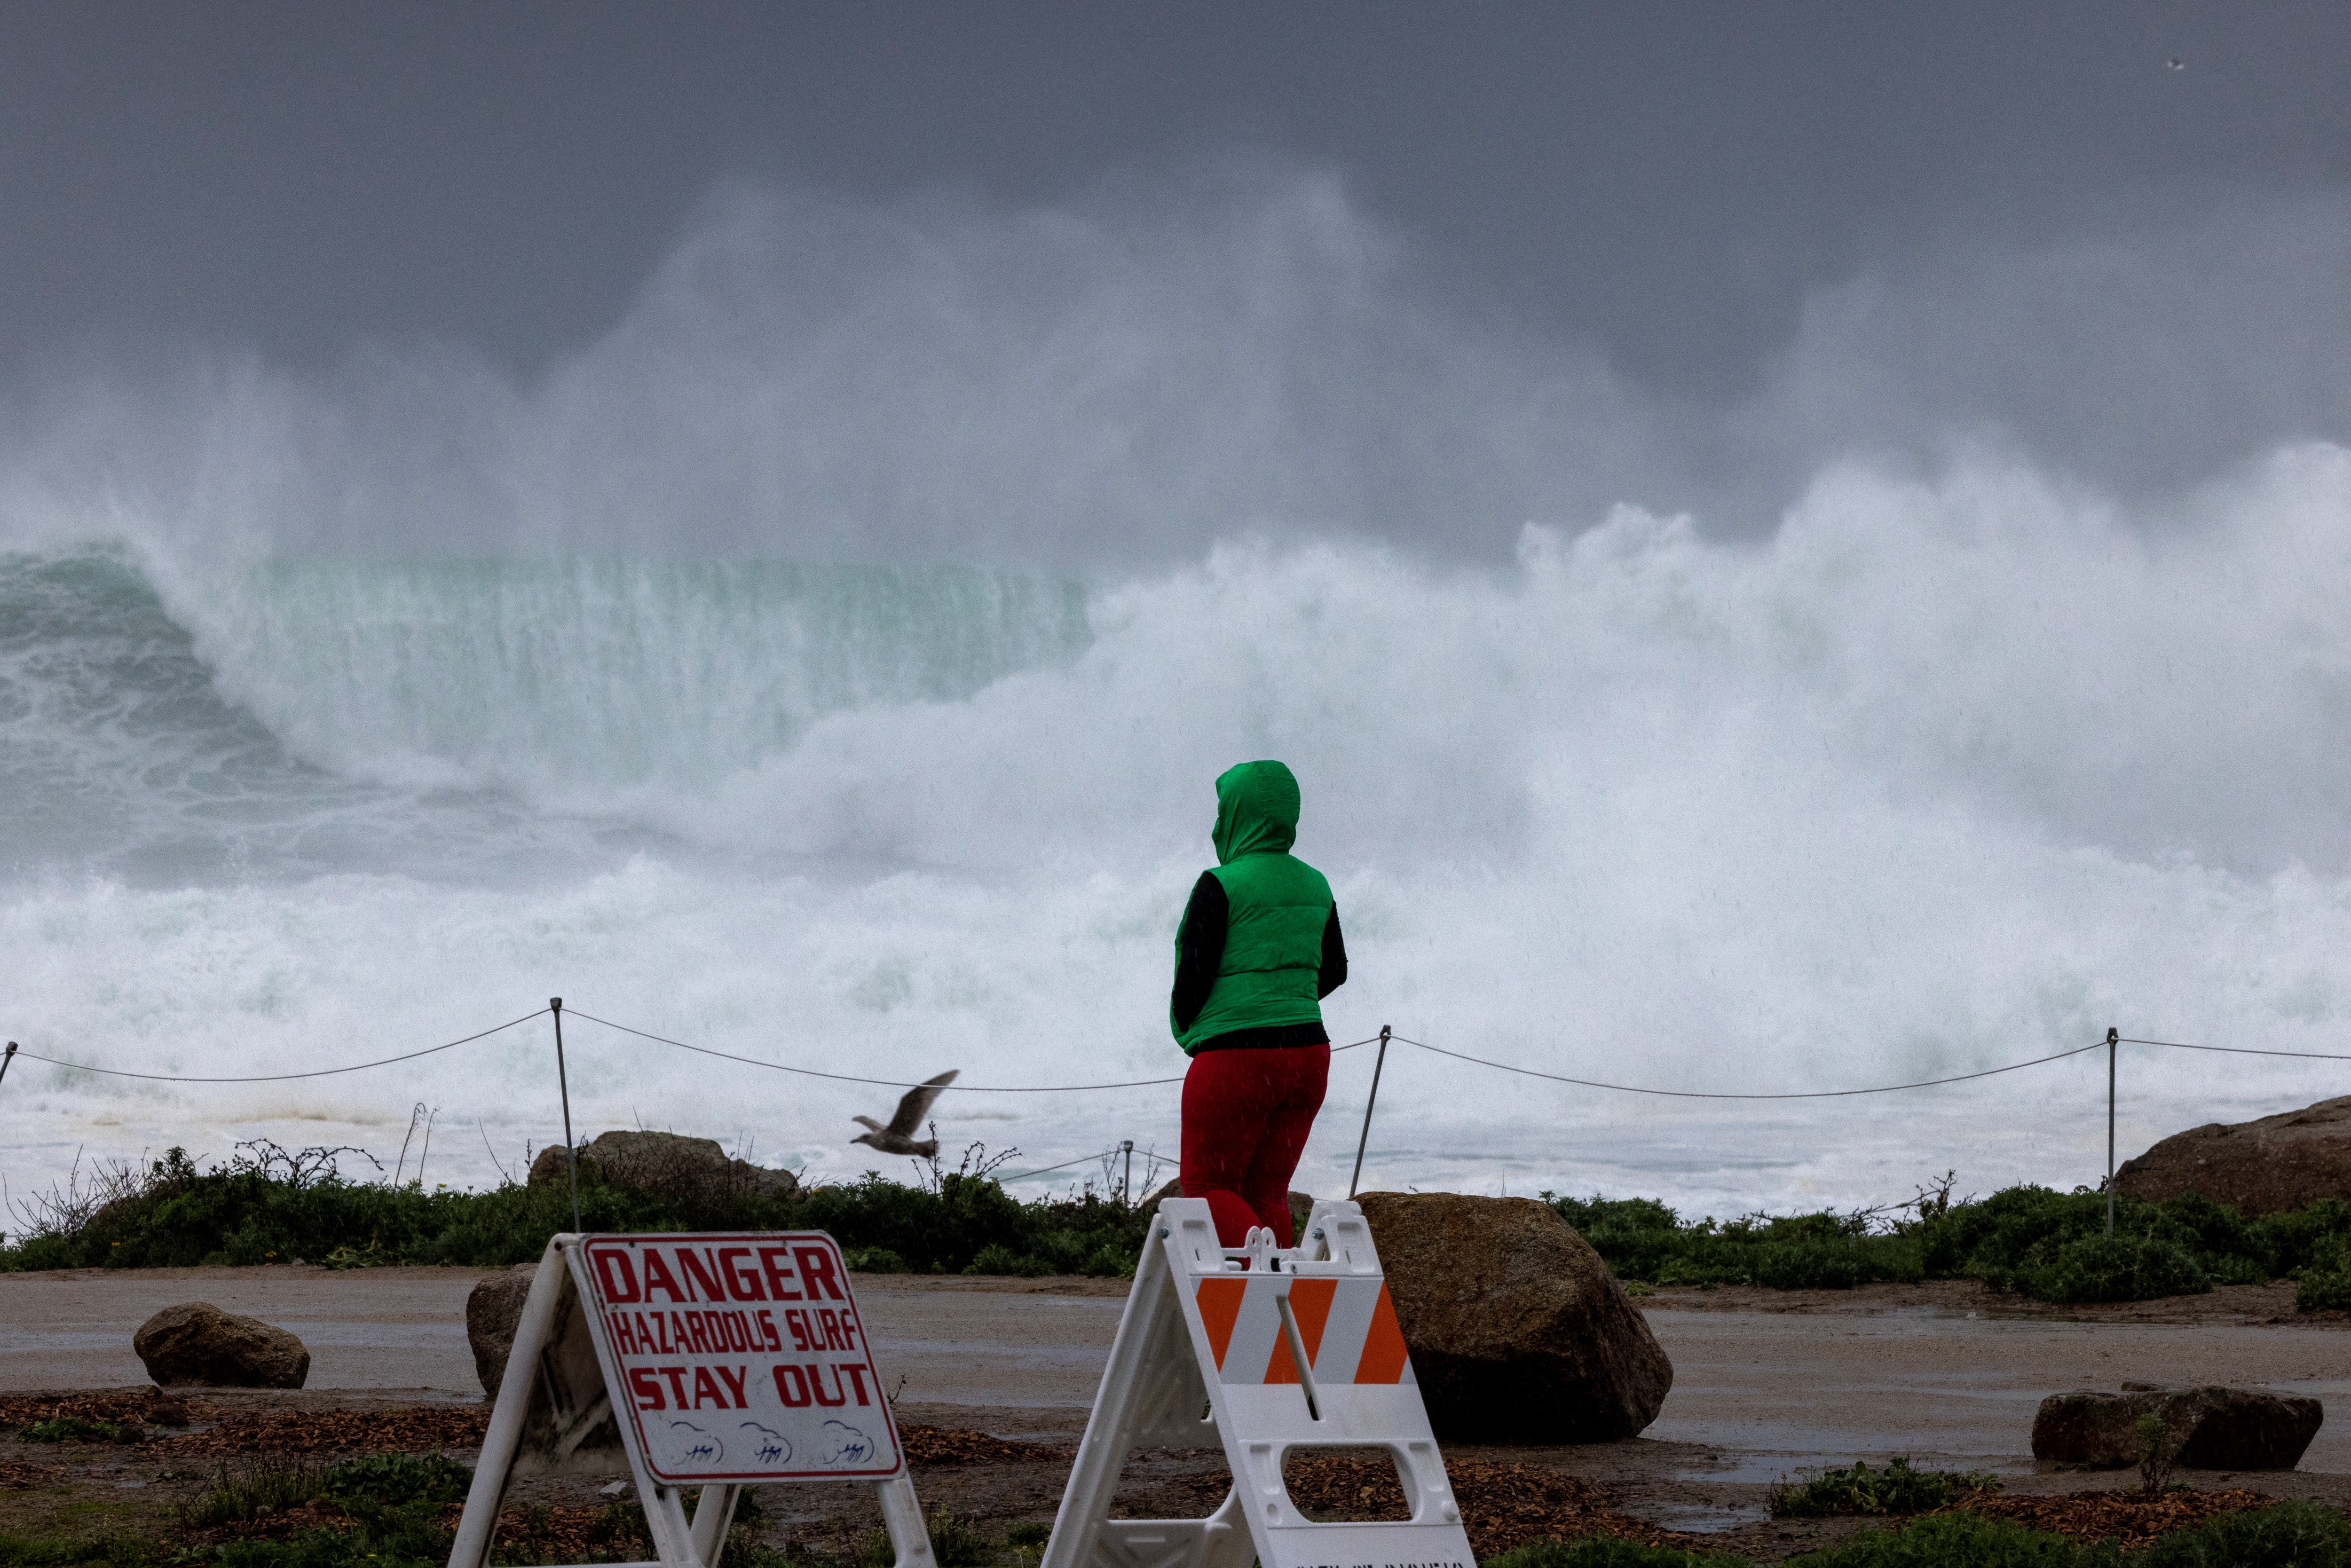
[{"left": 0, "top": 546, "right": 1091, "bottom": 885}]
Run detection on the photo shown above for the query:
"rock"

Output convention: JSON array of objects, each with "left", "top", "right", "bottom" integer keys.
[
  {"left": 2032, "top": 1386, "right": 2323, "bottom": 1469},
  {"left": 526, "top": 1130, "right": 798, "bottom": 1202},
  {"left": 133, "top": 1303, "right": 309, "bottom": 1388},
  {"left": 1355, "top": 1192, "right": 1672, "bottom": 1443},
  {"left": 466, "top": 1262, "right": 539, "bottom": 1398},
  {"left": 1145, "top": 1179, "right": 1315, "bottom": 1241},
  {"left": 2115, "top": 1096, "right": 2351, "bottom": 1215}
]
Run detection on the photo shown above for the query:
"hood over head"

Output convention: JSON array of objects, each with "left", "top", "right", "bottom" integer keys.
[{"left": 1212, "top": 760, "right": 1300, "bottom": 864}]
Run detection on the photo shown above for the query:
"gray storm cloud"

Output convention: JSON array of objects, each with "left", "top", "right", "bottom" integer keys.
[{"left": 3, "top": 167, "right": 2345, "bottom": 571}]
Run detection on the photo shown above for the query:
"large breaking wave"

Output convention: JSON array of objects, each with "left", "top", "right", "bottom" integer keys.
[{"left": 4, "top": 173, "right": 2350, "bottom": 1216}]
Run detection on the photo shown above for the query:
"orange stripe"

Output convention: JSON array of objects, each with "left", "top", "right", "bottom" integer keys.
[
  {"left": 1195, "top": 1277, "right": 1247, "bottom": 1370},
  {"left": 1353, "top": 1284, "right": 1410, "bottom": 1385},
  {"left": 1288, "top": 1278, "right": 1336, "bottom": 1366}
]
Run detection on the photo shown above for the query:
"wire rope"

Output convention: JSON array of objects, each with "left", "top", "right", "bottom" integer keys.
[
  {"left": 7, "top": 1009, "right": 551, "bottom": 1084},
  {"left": 566, "top": 1009, "right": 1378, "bottom": 1093},
  {"left": 2122, "top": 1037, "right": 2351, "bottom": 1062},
  {"left": 1390, "top": 1033, "right": 2113, "bottom": 1099}
]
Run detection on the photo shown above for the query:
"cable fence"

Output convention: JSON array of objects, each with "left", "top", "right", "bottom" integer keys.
[{"left": 1, "top": 1005, "right": 2340, "bottom": 1224}]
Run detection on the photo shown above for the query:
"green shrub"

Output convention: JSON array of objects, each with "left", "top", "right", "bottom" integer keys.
[
  {"left": 318, "top": 1453, "right": 471, "bottom": 1508},
  {"left": 844, "top": 1247, "right": 909, "bottom": 1274},
  {"left": 1004, "top": 1523, "right": 1053, "bottom": 1549},
  {"left": 1781, "top": 1512, "right": 2095, "bottom": 1567},
  {"left": 1546, "top": 1179, "right": 2351, "bottom": 1306},
  {"left": 1768, "top": 1458, "right": 1998, "bottom": 1518},
  {"left": 177, "top": 1457, "right": 327, "bottom": 1530},
  {"left": 2297, "top": 1268, "right": 2351, "bottom": 1312},
  {"left": 2136, "top": 1498, "right": 2351, "bottom": 1566},
  {"left": 1080, "top": 1243, "right": 1137, "bottom": 1277},
  {"left": 852, "top": 1513, "right": 994, "bottom": 1568},
  {"left": 1753, "top": 1240, "right": 1916, "bottom": 1292},
  {"left": 0, "top": 1146, "right": 1152, "bottom": 1279},
  {"left": 1482, "top": 1538, "right": 1746, "bottom": 1568},
  {"left": 964, "top": 1244, "right": 1053, "bottom": 1277},
  {"left": 1769, "top": 1499, "right": 2351, "bottom": 1568},
  {"left": 0, "top": 1537, "right": 163, "bottom": 1568},
  {"left": 925, "top": 1514, "right": 994, "bottom": 1568},
  {"left": 16, "top": 1418, "right": 128, "bottom": 1444},
  {"left": 2210, "top": 1255, "right": 2270, "bottom": 1286},
  {"left": 2020, "top": 1236, "right": 2209, "bottom": 1304}
]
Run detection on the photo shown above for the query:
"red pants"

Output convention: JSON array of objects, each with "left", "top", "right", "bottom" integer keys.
[{"left": 1180, "top": 1043, "right": 1329, "bottom": 1248}]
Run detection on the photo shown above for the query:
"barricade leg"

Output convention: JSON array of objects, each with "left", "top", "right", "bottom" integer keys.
[{"left": 1044, "top": 1206, "right": 1233, "bottom": 1568}]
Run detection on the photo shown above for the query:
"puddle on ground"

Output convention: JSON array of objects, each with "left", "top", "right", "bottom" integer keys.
[
  {"left": 1633, "top": 1500, "right": 1771, "bottom": 1534},
  {"left": 1671, "top": 1451, "right": 2039, "bottom": 1487}
]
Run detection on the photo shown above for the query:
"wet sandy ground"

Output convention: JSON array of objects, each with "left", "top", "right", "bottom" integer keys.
[{"left": 8, "top": 1268, "right": 2351, "bottom": 1552}]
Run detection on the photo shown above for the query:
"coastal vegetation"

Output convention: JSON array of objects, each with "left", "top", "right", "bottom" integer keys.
[
  {"left": 0, "top": 1142, "right": 1146, "bottom": 1280},
  {"left": 9, "top": 1140, "right": 2351, "bottom": 1308},
  {"left": 1483, "top": 1502, "right": 2351, "bottom": 1567},
  {"left": 10, "top": 1489, "right": 2351, "bottom": 1568},
  {"left": 1551, "top": 1181, "right": 2351, "bottom": 1306}
]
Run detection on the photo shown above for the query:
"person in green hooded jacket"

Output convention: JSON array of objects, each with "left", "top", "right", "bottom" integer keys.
[{"left": 1170, "top": 759, "right": 1347, "bottom": 1248}]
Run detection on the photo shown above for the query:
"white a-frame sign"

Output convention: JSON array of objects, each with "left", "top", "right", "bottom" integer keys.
[
  {"left": 450, "top": 1232, "right": 939, "bottom": 1568},
  {"left": 1042, "top": 1198, "right": 1472, "bottom": 1568}
]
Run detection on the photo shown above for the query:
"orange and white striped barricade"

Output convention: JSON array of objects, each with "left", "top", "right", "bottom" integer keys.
[
  {"left": 1042, "top": 1197, "right": 1471, "bottom": 1568},
  {"left": 449, "top": 1232, "right": 938, "bottom": 1568}
]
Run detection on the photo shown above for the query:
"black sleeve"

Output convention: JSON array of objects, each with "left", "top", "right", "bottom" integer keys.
[
  {"left": 1318, "top": 904, "right": 1348, "bottom": 999},
  {"left": 1170, "top": 872, "right": 1229, "bottom": 1034}
]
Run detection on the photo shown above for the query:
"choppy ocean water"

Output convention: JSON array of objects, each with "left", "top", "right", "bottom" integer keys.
[{"left": 8, "top": 459, "right": 2351, "bottom": 1222}]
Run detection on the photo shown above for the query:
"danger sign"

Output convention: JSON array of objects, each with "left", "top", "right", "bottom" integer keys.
[{"left": 578, "top": 1232, "right": 902, "bottom": 1483}]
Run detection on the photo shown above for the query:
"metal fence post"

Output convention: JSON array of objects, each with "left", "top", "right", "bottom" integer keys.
[
  {"left": 1349, "top": 1025, "right": 1392, "bottom": 1199},
  {"left": 552, "top": 999, "right": 582, "bottom": 1234},
  {"left": 2105, "top": 1026, "right": 2119, "bottom": 1238}
]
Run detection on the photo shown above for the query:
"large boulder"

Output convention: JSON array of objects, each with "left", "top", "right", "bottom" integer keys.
[
  {"left": 2116, "top": 1097, "right": 2351, "bottom": 1215},
  {"left": 2033, "top": 1385, "right": 2323, "bottom": 1469},
  {"left": 1147, "top": 1179, "right": 1314, "bottom": 1241},
  {"left": 133, "top": 1303, "right": 309, "bottom": 1388},
  {"left": 526, "top": 1130, "right": 799, "bottom": 1203},
  {"left": 466, "top": 1262, "right": 539, "bottom": 1397},
  {"left": 1355, "top": 1192, "right": 1672, "bottom": 1442}
]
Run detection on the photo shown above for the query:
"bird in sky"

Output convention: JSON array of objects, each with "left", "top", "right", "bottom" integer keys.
[
  {"left": 852, "top": 1070, "right": 959, "bottom": 1157},
  {"left": 2166, "top": 57, "right": 2186, "bottom": 71}
]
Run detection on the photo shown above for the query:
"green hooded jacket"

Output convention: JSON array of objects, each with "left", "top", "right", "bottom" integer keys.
[{"left": 1170, "top": 760, "right": 1339, "bottom": 1052}]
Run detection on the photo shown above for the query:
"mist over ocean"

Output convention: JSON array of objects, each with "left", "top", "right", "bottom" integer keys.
[{"left": 6, "top": 176, "right": 2351, "bottom": 1220}]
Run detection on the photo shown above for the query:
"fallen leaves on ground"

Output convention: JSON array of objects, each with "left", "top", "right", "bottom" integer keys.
[
  {"left": 1947, "top": 1487, "right": 2276, "bottom": 1545},
  {"left": 0, "top": 1461, "right": 62, "bottom": 1489},
  {"left": 152, "top": 1407, "right": 491, "bottom": 1456},
  {"left": 1185, "top": 1454, "right": 1710, "bottom": 1559},
  {"left": 429, "top": 1500, "right": 651, "bottom": 1557},
  {"left": 901, "top": 1424, "right": 1070, "bottom": 1466}
]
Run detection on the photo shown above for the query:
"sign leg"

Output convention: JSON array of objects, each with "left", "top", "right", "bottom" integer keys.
[
  {"left": 449, "top": 1242, "right": 573, "bottom": 1568},
  {"left": 644, "top": 1482, "right": 700, "bottom": 1566},
  {"left": 687, "top": 1484, "right": 742, "bottom": 1566},
  {"left": 876, "top": 1475, "right": 939, "bottom": 1568}
]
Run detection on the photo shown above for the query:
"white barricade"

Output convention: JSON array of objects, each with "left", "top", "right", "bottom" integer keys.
[
  {"left": 450, "top": 1231, "right": 938, "bottom": 1568},
  {"left": 1043, "top": 1198, "right": 1472, "bottom": 1568}
]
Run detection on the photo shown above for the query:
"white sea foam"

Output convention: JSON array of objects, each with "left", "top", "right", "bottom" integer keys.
[{"left": 3, "top": 174, "right": 2350, "bottom": 1221}]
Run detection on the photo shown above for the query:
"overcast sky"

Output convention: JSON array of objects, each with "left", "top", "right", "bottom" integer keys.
[{"left": 3, "top": 2, "right": 2349, "bottom": 556}]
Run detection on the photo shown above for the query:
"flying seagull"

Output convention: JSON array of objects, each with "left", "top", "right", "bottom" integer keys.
[
  {"left": 2166, "top": 57, "right": 2185, "bottom": 70},
  {"left": 852, "top": 1070, "right": 959, "bottom": 1157}
]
